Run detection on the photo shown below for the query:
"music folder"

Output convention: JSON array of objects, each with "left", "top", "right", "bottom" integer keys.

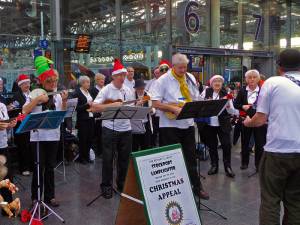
[
  {"left": 176, "top": 99, "right": 228, "bottom": 120},
  {"left": 16, "top": 110, "right": 67, "bottom": 134}
]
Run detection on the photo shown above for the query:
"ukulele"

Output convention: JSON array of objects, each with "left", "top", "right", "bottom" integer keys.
[
  {"left": 164, "top": 101, "right": 186, "bottom": 120},
  {"left": 103, "top": 95, "right": 150, "bottom": 105},
  {"left": 29, "top": 88, "right": 74, "bottom": 99}
]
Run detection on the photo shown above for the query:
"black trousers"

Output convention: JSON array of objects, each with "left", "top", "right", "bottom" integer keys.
[
  {"left": 150, "top": 116, "right": 159, "bottom": 147},
  {"left": 15, "top": 131, "right": 32, "bottom": 172},
  {"left": 241, "top": 124, "right": 267, "bottom": 169},
  {"left": 259, "top": 152, "right": 300, "bottom": 225},
  {"left": 132, "top": 121, "right": 151, "bottom": 152},
  {"left": 93, "top": 119, "right": 103, "bottom": 156},
  {"left": 159, "top": 127, "right": 203, "bottom": 193},
  {"left": 77, "top": 118, "right": 95, "bottom": 162},
  {"left": 0, "top": 148, "right": 13, "bottom": 205},
  {"left": 203, "top": 125, "right": 232, "bottom": 168},
  {"left": 233, "top": 121, "right": 242, "bottom": 145},
  {"left": 31, "top": 141, "right": 58, "bottom": 202},
  {"left": 101, "top": 127, "right": 132, "bottom": 190}
]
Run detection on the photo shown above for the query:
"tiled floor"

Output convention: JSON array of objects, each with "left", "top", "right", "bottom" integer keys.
[{"left": 1, "top": 144, "right": 262, "bottom": 225}]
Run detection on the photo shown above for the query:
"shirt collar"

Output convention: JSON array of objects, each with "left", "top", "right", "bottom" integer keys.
[{"left": 246, "top": 85, "right": 259, "bottom": 92}]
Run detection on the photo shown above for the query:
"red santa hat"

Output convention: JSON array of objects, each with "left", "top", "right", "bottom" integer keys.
[
  {"left": 159, "top": 59, "right": 171, "bottom": 69},
  {"left": 209, "top": 75, "right": 224, "bottom": 86},
  {"left": 112, "top": 58, "right": 127, "bottom": 76},
  {"left": 38, "top": 68, "right": 57, "bottom": 83},
  {"left": 17, "top": 74, "right": 30, "bottom": 86}
]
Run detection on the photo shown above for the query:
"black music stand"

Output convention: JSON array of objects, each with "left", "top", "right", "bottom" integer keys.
[
  {"left": 176, "top": 99, "right": 228, "bottom": 120},
  {"left": 55, "top": 98, "right": 78, "bottom": 181},
  {"left": 86, "top": 106, "right": 151, "bottom": 207},
  {"left": 176, "top": 99, "right": 228, "bottom": 220},
  {"left": 16, "top": 110, "right": 67, "bottom": 225}
]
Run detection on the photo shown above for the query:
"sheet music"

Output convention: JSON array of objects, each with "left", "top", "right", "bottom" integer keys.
[
  {"left": 65, "top": 98, "right": 78, "bottom": 118},
  {"left": 100, "top": 106, "right": 151, "bottom": 121}
]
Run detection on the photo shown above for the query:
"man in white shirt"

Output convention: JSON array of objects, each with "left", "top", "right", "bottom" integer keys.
[
  {"left": 91, "top": 59, "right": 134, "bottom": 199},
  {"left": 23, "top": 66, "right": 68, "bottom": 209},
  {"left": 244, "top": 49, "right": 300, "bottom": 225},
  {"left": 151, "top": 53, "right": 209, "bottom": 200},
  {"left": 124, "top": 66, "right": 135, "bottom": 90}
]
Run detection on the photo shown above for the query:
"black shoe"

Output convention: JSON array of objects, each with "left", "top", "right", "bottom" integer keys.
[
  {"left": 207, "top": 166, "right": 218, "bottom": 175},
  {"left": 225, "top": 167, "right": 235, "bottom": 178},
  {"left": 101, "top": 186, "right": 113, "bottom": 199},
  {"left": 86, "top": 159, "right": 94, "bottom": 164},
  {"left": 240, "top": 164, "right": 248, "bottom": 170},
  {"left": 45, "top": 198, "right": 60, "bottom": 207}
]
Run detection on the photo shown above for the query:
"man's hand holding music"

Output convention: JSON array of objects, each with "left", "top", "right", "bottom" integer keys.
[
  {"left": 61, "top": 90, "right": 68, "bottom": 102},
  {"left": 8, "top": 119, "right": 17, "bottom": 128}
]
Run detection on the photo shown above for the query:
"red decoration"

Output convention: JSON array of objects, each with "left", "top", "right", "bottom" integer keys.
[
  {"left": 20, "top": 209, "right": 31, "bottom": 223},
  {"left": 31, "top": 219, "right": 43, "bottom": 225},
  {"left": 226, "top": 93, "right": 234, "bottom": 100}
]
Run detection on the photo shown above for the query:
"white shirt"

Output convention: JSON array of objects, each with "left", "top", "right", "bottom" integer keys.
[
  {"left": 80, "top": 88, "right": 93, "bottom": 117},
  {"left": 0, "top": 103, "right": 8, "bottom": 148},
  {"left": 151, "top": 70, "right": 200, "bottom": 129},
  {"left": 124, "top": 78, "right": 135, "bottom": 91},
  {"left": 24, "top": 93, "right": 63, "bottom": 142},
  {"left": 246, "top": 85, "right": 259, "bottom": 105},
  {"left": 95, "top": 85, "right": 102, "bottom": 92},
  {"left": 94, "top": 82, "right": 135, "bottom": 132},
  {"left": 256, "top": 72, "right": 300, "bottom": 153},
  {"left": 200, "top": 90, "right": 238, "bottom": 127}
]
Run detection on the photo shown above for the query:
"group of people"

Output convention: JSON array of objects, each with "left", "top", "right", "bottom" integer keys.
[{"left": 0, "top": 48, "right": 299, "bottom": 225}]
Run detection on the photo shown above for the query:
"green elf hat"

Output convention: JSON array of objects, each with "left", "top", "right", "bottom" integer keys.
[{"left": 34, "top": 56, "right": 56, "bottom": 83}]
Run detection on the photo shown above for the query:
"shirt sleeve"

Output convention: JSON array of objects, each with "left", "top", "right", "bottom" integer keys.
[
  {"left": 93, "top": 87, "right": 107, "bottom": 104},
  {"left": 256, "top": 80, "right": 272, "bottom": 115},
  {"left": 150, "top": 79, "right": 163, "bottom": 101}
]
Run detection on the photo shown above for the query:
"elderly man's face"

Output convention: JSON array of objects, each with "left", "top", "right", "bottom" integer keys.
[
  {"left": 112, "top": 72, "right": 126, "bottom": 88},
  {"left": 173, "top": 64, "right": 187, "bottom": 77},
  {"left": 246, "top": 73, "right": 260, "bottom": 87}
]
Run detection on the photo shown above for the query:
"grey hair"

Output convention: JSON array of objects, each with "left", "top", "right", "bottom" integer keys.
[
  {"left": 78, "top": 75, "right": 90, "bottom": 85},
  {"left": 95, "top": 73, "right": 105, "bottom": 80},
  {"left": 172, "top": 53, "right": 189, "bottom": 65},
  {"left": 245, "top": 69, "right": 260, "bottom": 79}
]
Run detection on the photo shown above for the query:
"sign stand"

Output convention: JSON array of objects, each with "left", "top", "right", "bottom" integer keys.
[
  {"left": 17, "top": 110, "right": 67, "bottom": 225},
  {"left": 116, "top": 144, "right": 202, "bottom": 225}
]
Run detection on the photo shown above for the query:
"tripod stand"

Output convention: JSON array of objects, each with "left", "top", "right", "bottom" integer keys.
[
  {"left": 30, "top": 140, "right": 65, "bottom": 224},
  {"left": 196, "top": 155, "right": 227, "bottom": 220},
  {"left": 16, "top": 110, "right": 67, "bottom": 224}
]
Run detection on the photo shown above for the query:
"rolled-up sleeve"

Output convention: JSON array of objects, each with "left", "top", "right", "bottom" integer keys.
[
  {"left": 150, "top": 80, "right": 163, "bottom": 101},
  {"left": 94, "top": 88, "right": 106, "bottom": 104},
  {"left": 256, "top": 81, "right": 272, "bottom": 115}
]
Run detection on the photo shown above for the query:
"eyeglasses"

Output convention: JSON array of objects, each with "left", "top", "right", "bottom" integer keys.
[
  {"left": 160, "top": 67, "right": 169, "bottom": 73},
  {"left": 45, "top": 79, "right": 58, "bottom": 84}
]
